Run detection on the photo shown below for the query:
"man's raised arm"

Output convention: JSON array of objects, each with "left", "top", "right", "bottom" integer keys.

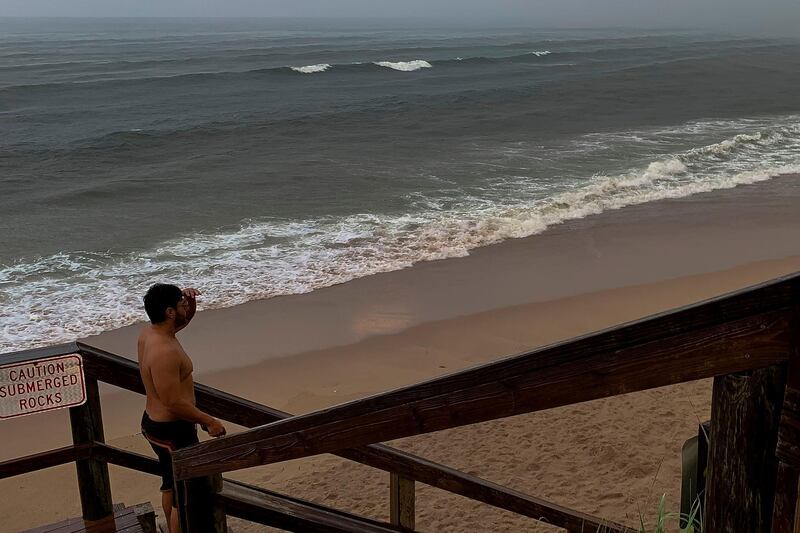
[{"left": 176, "top": 287, "right": 200, "bottom": 332}]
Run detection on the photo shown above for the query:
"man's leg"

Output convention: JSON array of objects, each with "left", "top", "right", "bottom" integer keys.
[
  {"left": 169, "top": 505, "right": 181, "bottom": 533},
  {"left": 161, "top": 490, "right": 173, "bottom": 517},
  {"left": 160, "top": 488, "right": 183, "bottom": 533}
]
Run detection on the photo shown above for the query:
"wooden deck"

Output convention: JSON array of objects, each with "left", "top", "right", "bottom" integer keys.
[{"left": 23, "top": 503, "right": 156, "bottom": 533}]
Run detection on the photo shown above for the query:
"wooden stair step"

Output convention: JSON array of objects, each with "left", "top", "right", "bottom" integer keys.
[{"left": 23, "top": 503, "right": 155, "bottom": 533}]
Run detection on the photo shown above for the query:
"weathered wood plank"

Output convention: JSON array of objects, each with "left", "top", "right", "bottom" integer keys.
[
  {"left": 217, "top": 479, "right": 409, "bottom": 532},
  {"left": 78, "top": 343, "right": 624, "bottom": 531},
  {"left": 77, "top": 344, "right": 145, "bottom": 396},
  {"left": 339, "top": 446, "right": 635, "bottom": 532},
  {"left": 133, "top": 502, "right": 157, "bottom": 533},
  {"left": 91, "top": 443, "right": 161, "bottom": 477},
  {"left": 1, "top": 342, "right": 80, "bottom": 366},
  {"left": 69, "top": 377, "right": 113, "bottom": 521},
  {"left": 704, "top": 365, "right": 786, "bottom": 532},
  {"left": 772, "top": 307, "right": 800, "bottom": 533},
  {"left": 78, "top": 343, "right": 288, "bottom": 423},
  {"left": 23, "top": 504, "right": 138, "bottom": 533},
  {"left": 771, "top": 463, "right": 800, "bottom": 533},
  {"left": 173, "top": 308, "right": 793, "bottom": 479},
  {"left": 183, "top": 475, "right": 227, "bottom": 533},
  {"left": 776, "top": 385, "right": 800, "bottom": 468},
  {"left": 0, "top": 443, "right": 92, "bottom": 479},
  {"left": 389, "top": 473, "right": 415, "bottom": 529},
  {"left": 0, "top": 441, "right": 160, "bottom": 481},
  {"left": 175, "top": 480, "right": 190, "bottom": 533}
]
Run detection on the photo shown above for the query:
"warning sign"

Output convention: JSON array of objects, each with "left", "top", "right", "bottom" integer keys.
[{"left": 0, "top": 354, "right": 86, "bottom": 419}]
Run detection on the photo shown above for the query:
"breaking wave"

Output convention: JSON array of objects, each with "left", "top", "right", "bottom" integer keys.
[
  {"left": 290, "top": 63, "right": 331, "bottom": 74},
  {"left": 0, "top": 50, "right": 563, "bottom": 91},
  {"left": 374, "top": 60, "right": 433, "bottom": 72},
  {"left": 3, "top": 117, "right": 799, "bottom": 354}
]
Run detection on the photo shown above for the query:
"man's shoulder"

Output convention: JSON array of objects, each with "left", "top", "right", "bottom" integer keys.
[{"left": 140, "top": 333, "right": 181, "bottom": 364}]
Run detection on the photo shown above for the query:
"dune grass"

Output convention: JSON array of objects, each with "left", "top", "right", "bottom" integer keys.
[
  {"left": 596, "top": 493, "right": 702, "bottom": 533},
  {"left": 637, "top": 493, "right": 702, "bottom": 533}
]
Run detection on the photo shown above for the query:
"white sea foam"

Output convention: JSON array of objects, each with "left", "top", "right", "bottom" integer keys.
[
  {"left": 374, "top": 60, "right": 432, "bottom": 72},
  {"left": 3, "top": 117, "right": 800, "bottom": 354},
  {"left": 530, "top": 51, "right": 551, "bottom": 56},
  {"left": 290, "top": 63, "right": 331, "bottom": 74},
  {"left": 689, "top": 131, "right": 785, "bottom": 157}
]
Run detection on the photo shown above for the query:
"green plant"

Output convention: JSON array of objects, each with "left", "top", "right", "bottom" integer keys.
[
  {"left": 595, "top": 493, "right": 703, "bottom": 533},
  {"left": 637, "top": 493, "right": 702, "bottom": 533}
]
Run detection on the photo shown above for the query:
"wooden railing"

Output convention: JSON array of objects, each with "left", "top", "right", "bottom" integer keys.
[
  {"left": 1, "top": 343, "right": 634, "bottom": 531},
  {"left": 3, "top": 272, "right": 798, "bottom": 531},
  {"left": 167, "top": 272, "right": 800, "bottom": 532}
]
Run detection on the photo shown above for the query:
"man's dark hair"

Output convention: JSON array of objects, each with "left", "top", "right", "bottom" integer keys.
[{"left": 143, "top": 283, "right": 183, "bottom": 324}]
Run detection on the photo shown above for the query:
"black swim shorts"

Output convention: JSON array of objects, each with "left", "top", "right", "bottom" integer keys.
[{"left": 141, "top": 411, "right": 199, "bottom": 492}]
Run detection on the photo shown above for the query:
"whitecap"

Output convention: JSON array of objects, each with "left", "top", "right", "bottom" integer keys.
[
  {"left": 374, "top": 60, "right": 432, "bottom": 72},
  {"left": 290, "top": 63, "right": 331, "bottom": 74}
]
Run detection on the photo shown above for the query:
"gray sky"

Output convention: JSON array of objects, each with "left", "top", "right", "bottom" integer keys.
[{"left": 1, "top": 0, "right": 799, "bottom": 35}]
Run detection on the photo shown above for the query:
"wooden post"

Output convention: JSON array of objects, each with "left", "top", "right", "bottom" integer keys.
[
  {"left": 771, "top": 463, "right": 800, "bottom": 532},
  {"left": 210, "top": 473, "right": 228, "bottom": 531},
  {"left": 180, "top": 474, "right": 227, "bottom": 533},
  {"left": 390, "top": 472, "right": 415, "bottom": 529},
  {"left": 69, "top": 377, "right": 113, "bottom": 521},
  {"left": 772, "top": 308, "right": 800, "bottom": 532},
  {"left": 175, "top": 479, "right": 190, "bottom": 533},
  {"left": 704, "top": 364, "right": 787, "bottom": 532}
]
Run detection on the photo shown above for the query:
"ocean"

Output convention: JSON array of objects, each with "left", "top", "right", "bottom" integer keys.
[{"left": 1, "top": 18, "right": 799, "bottom": 353}]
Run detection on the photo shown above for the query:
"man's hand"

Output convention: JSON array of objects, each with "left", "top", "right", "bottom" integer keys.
[
  {"left": 182, "top": 287, "right": 201, "bottom": 300},
  {"left": 175, "top": 287, "right": 201, "bottom": 332},
  {"left": 204, "top": 418, "right": 226, "bottom": 438}
]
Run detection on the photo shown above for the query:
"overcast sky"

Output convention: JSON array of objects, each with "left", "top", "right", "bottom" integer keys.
[{"left": 1, "top": 0, "right": 799, "bottom": 35}]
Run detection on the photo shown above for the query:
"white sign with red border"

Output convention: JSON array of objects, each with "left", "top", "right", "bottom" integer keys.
[{"left": 0, "top": 354, "right": 87, "bottom": 419}]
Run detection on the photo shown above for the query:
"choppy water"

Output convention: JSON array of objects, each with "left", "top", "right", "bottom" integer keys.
[{"left": 2, "top": 18, "right": 800, "bottom": 353}]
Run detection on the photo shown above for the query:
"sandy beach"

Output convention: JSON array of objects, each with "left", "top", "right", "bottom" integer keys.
[{"left": 2, "top": 175, "right": 800, "bottom": 531}]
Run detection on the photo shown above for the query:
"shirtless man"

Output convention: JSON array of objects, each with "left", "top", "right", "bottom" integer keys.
[{"left": 138, "top": 283, "right": 226, "bottom": 533}]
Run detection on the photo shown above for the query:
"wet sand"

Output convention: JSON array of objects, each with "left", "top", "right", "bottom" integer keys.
[{"left": 1, "top": 175, "right": 799, "bottom": 531}]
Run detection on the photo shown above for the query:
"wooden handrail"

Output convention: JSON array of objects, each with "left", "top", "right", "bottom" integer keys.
[
  {"left": 0, "top": 439, "right": 634, "bottom": 532},
  {"left": 172, "top": 273, "right": 799, "bottom": 480},
  {"left": 217, "top": 479, "right": 410, "bottom": 532},
  {"left": 1, "top": 341, "right": 82, "bottom": 366},
  {"left": 91, "top": 442, "right": 161, "bottom": 477},
  {"left": 0, "top": 440, "right": 161, "bottom": 480},
  {"left": 76, "top": 343, "right": 625, "bottom": 531},
  {"left": 0, "top": 443, "right": 92, "bottom": 479},
  {"left": 340, "top": 446, "right": 637, "bottom": 532}
]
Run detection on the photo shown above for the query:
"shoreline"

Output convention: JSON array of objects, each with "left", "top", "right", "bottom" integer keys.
[
  {"left": 1, "top": 175, "right": 799, "bottom": 530},
  {"left": 85, "top": 173, "right": 800, "bottom": 373}
]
